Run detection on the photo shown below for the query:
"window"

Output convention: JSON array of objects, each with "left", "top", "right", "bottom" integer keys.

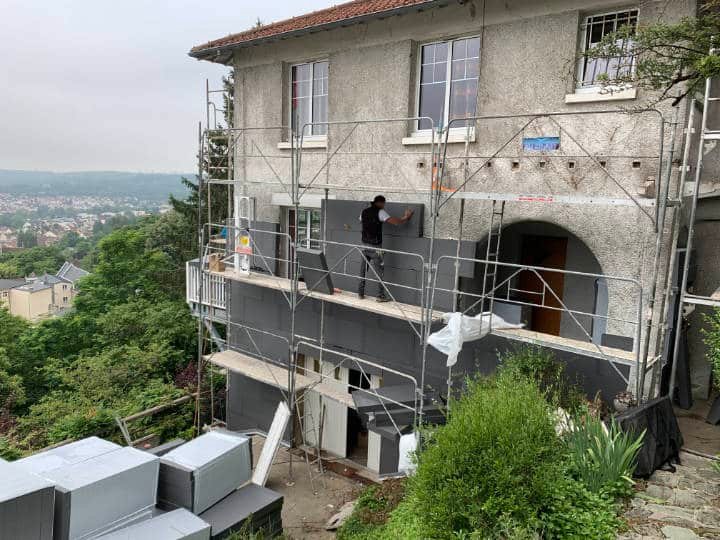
[
  {"left": 287, "top": 207, "right": 321, "bottom": 250},
  {"left": 291, "top": 60, "right": 328, "bottom": 137},
  {"left": 577, "top": 9, "right": 638, "bottom": 89},
  {"left": 62, "top": 296, "right": 68, "bottom": 303},
  {"left": 418, "top": 37, "right": 480, "bottom": 131}
]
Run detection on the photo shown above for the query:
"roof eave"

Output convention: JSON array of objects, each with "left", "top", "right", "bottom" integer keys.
[{"left": 188, "top": 0, "right": 447, "bottom": 64}]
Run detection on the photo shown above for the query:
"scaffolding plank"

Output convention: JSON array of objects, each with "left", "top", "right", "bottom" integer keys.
[
  {"left": 211, "top": 269, "right": 441, "bottom": 323},
  {"left": 492, "top": 328, "right": 636, "bottom": 366},
  {"left": 206, "top": 350, "right": 355, "bottom": 408},
  {"left": 683, "top": 294, "right": 720, "bottom": 307}
]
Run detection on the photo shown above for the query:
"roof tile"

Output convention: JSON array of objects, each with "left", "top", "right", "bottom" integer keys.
[{"left": 191, "top": 0, "right": 439, "bottom": 55}]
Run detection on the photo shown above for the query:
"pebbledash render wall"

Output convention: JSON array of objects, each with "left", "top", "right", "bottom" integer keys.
[{"left": 224, "top": 0, "right": 712, "bottom": 391}]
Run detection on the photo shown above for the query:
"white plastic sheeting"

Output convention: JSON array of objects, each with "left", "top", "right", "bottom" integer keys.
[
  {"left": 427, "top": 312, "right": 523, "bottom": 367},
  {"left": 397, "top": 432, "right": 418, "bottom": 475}
]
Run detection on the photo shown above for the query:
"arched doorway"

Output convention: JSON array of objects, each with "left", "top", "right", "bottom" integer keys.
[{"left": 465, "top": 220, "right": 606, "bottom": 343}]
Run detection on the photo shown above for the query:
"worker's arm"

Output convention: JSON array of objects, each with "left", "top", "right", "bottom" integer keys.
[{"left": 386, "top": 208, "right": 414, "bottom": 226}]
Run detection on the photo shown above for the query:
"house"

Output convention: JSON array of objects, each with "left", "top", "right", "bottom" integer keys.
[
  {"left": 9, "top": 279, "right": 54, "bottom": 322},
  {"left": 4, "top": 262, "right": 88, "bottom": 321},
  {"left": 0, "top": 278, "right": 25, "bottom": 309},
  {"left": 187, "top": 0, "right": 719, "bottom": 475}
]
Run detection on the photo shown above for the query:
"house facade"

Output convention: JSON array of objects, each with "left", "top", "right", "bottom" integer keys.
[
  {"left": 188, "top": 0, "right": 718, "bottom": 474},
  {"left": 2, "top": 262, "right": 88, "bottom": 321}
]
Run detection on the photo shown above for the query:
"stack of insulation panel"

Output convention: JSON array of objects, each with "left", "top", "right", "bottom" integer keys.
[
  {"left": 158, "top": 429, "right": 251, "bottom": 514},
  {"left": 0, "top": 460, "right": 55, "bottom": 540},
  {"left": 14, "top": 442, "right": 160, "bottom": 540},
  {"left": 97, "top": 508, "right": 210, "bottom": 540},
  {"left": 199, "top": 484, "right": 283, "bottom": 539}
]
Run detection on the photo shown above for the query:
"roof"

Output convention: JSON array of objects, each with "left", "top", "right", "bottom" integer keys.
[
  {"left": 14, "top": 281, "right": 52, "bottom": 293},
  {"left": 190, "top": 0, "right": 444, "bottom": 62},
  {"left": 0, "top": 278, "right": 25, "bottom": 290},
  {"left": 56, "top": 261, "right": 89, "bottom": 284},
  {"left": 39, "top": 273, "right": 65, "bottom": 285}
]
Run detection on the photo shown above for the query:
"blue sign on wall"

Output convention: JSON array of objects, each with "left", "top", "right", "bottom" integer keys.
[{"left": 522, "top": 136, "right": 560, "bottom": 151}]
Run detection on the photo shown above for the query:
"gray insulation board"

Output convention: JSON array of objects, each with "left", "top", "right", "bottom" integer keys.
[
  {"left": 97, "top": 508, "right": 210, "bottom": 540},
  {"left": 159, "top": 430, "right": 251, "bottom": 515},
  {"left": 199, "top": 484, "right": 283, "bottom": 539},
  {"left": 0, "top": 461, "right": 55, "bottom": 540},
  {"left": 38, "top": 446, "right": 159, "bottom": 540},
  {"left": 13, "top": 436, "right": 121, "bottom": 475}
]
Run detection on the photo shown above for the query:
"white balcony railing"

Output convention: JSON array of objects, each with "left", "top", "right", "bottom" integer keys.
[{"left": 186, "top": 260, "right": 226, "bottom": 310}]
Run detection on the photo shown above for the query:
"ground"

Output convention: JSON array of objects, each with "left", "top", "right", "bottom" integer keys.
[
  {"left": 620, "top": 451, "right": 720, "bottom": 539},
  {"left": 250, "top": 436, "right": 364, "bottom": 539},
  {"left": 619, "top": 400, "right": 720, "bottom": 540}
]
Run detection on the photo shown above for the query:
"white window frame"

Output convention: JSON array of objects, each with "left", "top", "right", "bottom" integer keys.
[
  {"left": 289, "top": 59, "right": 329, "bottom": 141},
  {"left": 413, "top": 35, "right": 481, "bottom": 136},
  {"left": 574, "top": 7, "right": 639, "bottom": 94}
]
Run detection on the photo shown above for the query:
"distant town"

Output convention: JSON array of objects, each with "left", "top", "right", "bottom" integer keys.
[{"left": 0, "top": 193, "right": 172, "bottom": 250}]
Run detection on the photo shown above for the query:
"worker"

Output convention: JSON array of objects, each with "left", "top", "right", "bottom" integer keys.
[{"left": 358, "top": 195, "right": 413, "bottom": 302}]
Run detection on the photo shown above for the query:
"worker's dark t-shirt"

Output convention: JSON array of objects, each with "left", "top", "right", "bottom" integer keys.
[{"left": 360, "top": 206, "right": 390, "bottom": 246}]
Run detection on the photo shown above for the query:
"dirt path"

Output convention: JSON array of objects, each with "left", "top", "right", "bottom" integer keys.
[{"left": 251, "top": 436, "right": 364, "bottom": 539}]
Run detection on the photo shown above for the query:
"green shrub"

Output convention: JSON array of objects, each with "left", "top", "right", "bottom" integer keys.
[
  {"left": 701, "top": 308, "right": 720, "bottom": 391},
  {"left": 566, "top": 415, "right": 644, "bottom": 499},
  {"left": 337, "top": 481, "right": 406, "bottom": 540},
  {"left": 498, "top": 346, "right": 585, "bottom": 411},
  {"left": 406, "top": 373, "right": 563, "bottom": 538},
  {"left": 541, "top": 475, "right": 621, "bottom": 539}
]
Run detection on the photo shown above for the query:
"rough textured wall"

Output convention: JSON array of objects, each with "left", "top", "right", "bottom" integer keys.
[{"left": 223, "top": 0, "right": 700, "bottom": 389}]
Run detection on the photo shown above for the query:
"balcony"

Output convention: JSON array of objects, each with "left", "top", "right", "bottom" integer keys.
[{"left": 186, "top": 260, "right": 227, "bottom": 312}]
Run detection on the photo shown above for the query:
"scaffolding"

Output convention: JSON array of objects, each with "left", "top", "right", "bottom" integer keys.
[{"left": 189, "top": 78, "right": 702, "bottom": 479}]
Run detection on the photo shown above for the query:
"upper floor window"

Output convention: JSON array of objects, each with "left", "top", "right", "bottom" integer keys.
[
  {"left": 291, "top": 60, "right": 328, "bottom": 137},
  {"left": 577, "top": 9, "right": 638, "bottom": 89},
  {"left": 417, "top": 36, "right": 480, "bottom": 131}
]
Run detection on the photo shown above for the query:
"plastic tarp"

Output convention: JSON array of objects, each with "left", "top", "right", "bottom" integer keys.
[
  {"left": 427, "top": 312, "right": 523, "bottom": 367},
  {"left": 397, "top": 432, "right": 418, "bottom": 475},
  {"left": 615, "top": 396, "right": 684, "bottom": 478}
]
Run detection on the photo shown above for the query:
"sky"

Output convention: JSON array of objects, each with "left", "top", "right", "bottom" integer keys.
[{"left": 0, "top": 0, "right": 335, "bottom": 173}]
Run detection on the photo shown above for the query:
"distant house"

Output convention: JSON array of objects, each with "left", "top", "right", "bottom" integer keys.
[
  {"left": 9, "top": 280, "right": 54, "bottom": 321},
  {"left": 0, "top": 278, "right": 25, "bottom": 310},
  {"left": 5, "top": 261, "right": 89, "bottom": 321}
]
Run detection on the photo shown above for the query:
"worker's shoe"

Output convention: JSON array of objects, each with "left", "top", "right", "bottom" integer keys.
[
  {"left": 358, "top": 292, "right": 365, "bottom": 300},
  {"left": 376, "top": 296, "right": 391, "bottom": 303}
]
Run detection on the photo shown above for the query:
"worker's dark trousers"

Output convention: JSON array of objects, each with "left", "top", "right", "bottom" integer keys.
[{"left": 358, "top": 247, "right": 387, "bottom": 299}]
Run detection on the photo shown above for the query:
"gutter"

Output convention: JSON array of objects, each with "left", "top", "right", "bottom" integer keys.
[{"left": 188, "top": 0, "right": 449, "bottom": 64}]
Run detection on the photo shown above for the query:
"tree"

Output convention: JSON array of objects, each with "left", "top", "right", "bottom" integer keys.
[
  {"left": 17, "top": 229, "right": 37, "bottom": 248},
  {"left": 170, "top": 69, "right": 235, "bottom": 253},
  {"left": 582, "top": 2, "right": 720, "bottom": 104}
]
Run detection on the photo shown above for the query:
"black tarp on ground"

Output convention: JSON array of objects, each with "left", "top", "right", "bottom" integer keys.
[{"left": 615, "top": 396, "right": 684, "bottom": 478}]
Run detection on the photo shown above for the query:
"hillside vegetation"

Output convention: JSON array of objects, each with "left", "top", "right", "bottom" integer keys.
[{"left": 0, "top": 208, "right": 200, "bottom": 458}]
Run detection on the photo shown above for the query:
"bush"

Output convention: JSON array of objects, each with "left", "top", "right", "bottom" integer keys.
[
  {"left": 702, "top": 308, "right": 720, "bottom": 391},
  {"left": 541, "top": 475, "right": 621, "bottom": 539},
  {"left": 337, "top": 481, "right": 406, "bottom": 540},
  {"left": 566, "top": 415, "right": 644, "bottom": 499},
  {"left": 498, "top": 346, "right": 585, "bottom": 411},
  {"left": 406, "top": 373, "right": 563, "bottom": 538}
]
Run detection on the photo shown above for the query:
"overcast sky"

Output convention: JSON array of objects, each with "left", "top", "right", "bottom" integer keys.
[{"left": 0, "top": 0, "right": 334, "bottom": 173}]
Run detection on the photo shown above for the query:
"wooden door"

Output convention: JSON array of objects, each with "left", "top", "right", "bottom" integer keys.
[{"left": 518, "top": 236, "right": 568, "bottom": 336}]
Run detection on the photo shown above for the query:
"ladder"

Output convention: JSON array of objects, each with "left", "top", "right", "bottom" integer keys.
[
  {"left": 668, "top": 48, "right": 720, "bottom": 395},
  {"left": 480, "top": 200, "right": 506, "bottom": 325},
  {"left": 294, "top": 395, "right": 326, "bottom": 493}
]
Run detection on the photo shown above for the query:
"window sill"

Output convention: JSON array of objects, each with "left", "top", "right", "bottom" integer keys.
[
  {"left": 401, "top": 131, "right": 476, "bottom": 146},
  {"left": 565, "top": 87, "right": 637, "bottom": 104},
  {"left": 277, "top": 138, "right": 327, "bottom": 150}
]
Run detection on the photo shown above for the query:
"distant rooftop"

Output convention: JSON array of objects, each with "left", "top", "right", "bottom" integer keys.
[
  {"left": 56, "top": 261, "right": 89, "bottom": 284},
  {"left": 190, "top": 0, "right": 444, "bottom": 63},
  {"left": 0, "top": 278, "right": 24, "bottom": 290}
]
